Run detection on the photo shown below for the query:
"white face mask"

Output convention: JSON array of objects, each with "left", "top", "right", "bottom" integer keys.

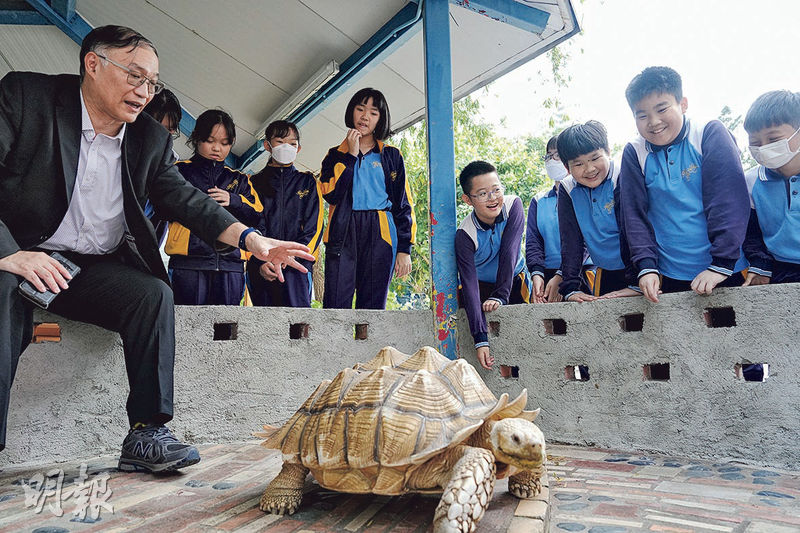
[
  {"left": 749, "top": 127, "right": 800, "bottom": 169},
  {"left": 268, "top": 142, "right": 298, "bottom": 165},
  {"left": 546, "top": 159, "right": 569, "bottom": 181}
]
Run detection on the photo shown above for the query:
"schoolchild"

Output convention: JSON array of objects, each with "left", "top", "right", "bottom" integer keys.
[
  {"left": 319, "top": 88, "right": 415, "bottom": 309},
  {"left": 742, "top": 90, "right": 800, "bottom": 285},
  {"left": 456, "top": 161, "right": 531, "bottom": 370},
  {"left": 526, "top": 136, "right": 566, "bottom": 303},
  {"left": 165, "top": 109, "right": 263, "bottom": 305},
  {"left": 556, "top": 121, "right": 638, "bottom": 302},
  {"left": 246, "top": 120, "right": 323, "bottom": 307},
  {"left": 619, "top": 66, "right": 749, "bottom": 302}
]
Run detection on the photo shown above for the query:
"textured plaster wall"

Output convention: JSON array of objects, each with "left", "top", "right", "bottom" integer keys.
[
  {"left": 2, "top": 307, "right": 434, "bottom": 466},
  {"left": 4, "top": 285, "right": 799, "bottom": 469},
  {"left": 456, "top": 284, "right": 800, "bottom": 469}
]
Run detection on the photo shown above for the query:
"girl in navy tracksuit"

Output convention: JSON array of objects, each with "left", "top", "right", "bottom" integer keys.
[
  {"left": 319, "top": 88, "right": 416, "bottom": 309},
  {"left": 165, "top": 109, "right": 262, "bottom": 305},
  {"left": 246, "top": 120, "right": 323, "bottom": 307}
]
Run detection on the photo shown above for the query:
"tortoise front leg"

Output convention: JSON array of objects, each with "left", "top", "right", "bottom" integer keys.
[
  {"left": 432, "top": 445, "right": 496, "bottom": 533},
  {"left": 508, "top": 467, "right": 543, "bottom": 499},
  {"left": 259, "top": 463, "right": 309, "bottom": 515}
]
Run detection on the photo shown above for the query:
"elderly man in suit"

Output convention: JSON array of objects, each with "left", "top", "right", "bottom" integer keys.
[{"left": 0, "top": 25, "right": 313, "bottom": 473}]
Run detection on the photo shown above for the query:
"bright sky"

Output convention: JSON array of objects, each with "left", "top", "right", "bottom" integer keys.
[{"left": 477, "top": 0, "right": 799, "bottom": 152}]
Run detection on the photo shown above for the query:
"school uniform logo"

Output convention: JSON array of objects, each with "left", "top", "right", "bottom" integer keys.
[
  {"left": 372, "top": 161, "right": 382, "bottom": 169},
  {"left": 681, "top": 163, "right": 698, "bottom": 182},
  {"left": 226, "top": 178, "right": 239, "bottom": 191},
  {"left": 297, "top": 189, "right": 310, "bottom": 199},
  {"left": 604, "top": 199, "right": 614, "bottom": 214},
  {"left": 390, "top": 170, "right": 397, "bottom": 181}
]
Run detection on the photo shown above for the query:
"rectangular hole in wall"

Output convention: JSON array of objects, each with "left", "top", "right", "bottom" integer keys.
[
  {"left": 619, "top": 313, "right": 644, "bottom": 332},
  {"left": 289, "top": 323, "right": 309, "bottom": 340},
  {"left": 213, "top": 322, "right": 238, "bottom": 341},
  {"left": 32, "top": 322, "right": 61, "bottom": 343},
  {"left": 543, "top": 318, "right": 567, "bottom": 335},
  {"left": 564, "top": 365, "right": 590, "bottom": 381},
  {"left": 354, "top": 323, "right": 369, "bottom": 340},
  {"left": 735, "top": 363, "right": 769, "bottom": 382},
  {"left": 703, "top": 306, "right": 736, "bottom": 328},
  {"left": 643, "top": 363, "right": 670, "bottom": 381},
  {"left": 489, "top": 321, "right": 500, "bottom": 337},
  {"left": 499, "top": 365, "right": 519, "bottom": 379}
]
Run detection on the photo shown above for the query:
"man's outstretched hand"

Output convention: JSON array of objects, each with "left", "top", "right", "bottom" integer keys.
[{"left": 247, "top": 234, "right": 314, "bottom": 283}]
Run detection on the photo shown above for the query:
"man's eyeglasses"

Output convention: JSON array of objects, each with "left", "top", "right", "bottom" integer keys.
[
  {"left": 95, "top": 52, "right": 164, "bottom": 95},
  {"left": 470, "top": 185, "right": 504, "bottom": 202}
]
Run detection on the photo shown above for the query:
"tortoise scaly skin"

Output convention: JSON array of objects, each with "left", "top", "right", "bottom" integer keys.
[{"left": 257, "top": 346, "right": 546, "bottom": 532}]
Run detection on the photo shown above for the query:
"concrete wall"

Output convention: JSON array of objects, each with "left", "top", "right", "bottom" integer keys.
[
  {"left": 3, "top": 307, "right": 435, "bottom": 466},
  {"left": 4, "top": 284, "right": 799, "bottom": 469},
  {"left": 456, "top": 284, "right": 800, "bottom": 469}
]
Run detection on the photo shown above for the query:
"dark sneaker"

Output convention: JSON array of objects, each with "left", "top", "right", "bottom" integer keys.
[{"left": 118, "top": 425, "right": 201, "bottom": 473}]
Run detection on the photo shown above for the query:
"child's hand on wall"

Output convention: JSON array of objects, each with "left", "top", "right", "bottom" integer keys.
[
  {"left": 599, "top": 287, "right": 641, "bottom": 299},
  {"left": 532, "top": 275, "right": 545, "bottom": 303},
  {"left": 690, "top": 270, "right": 727, "bottom": 296},
  {"left": 482, "top": 299, "right": 501, "bottom": 312},
  {"left": 544, "top": 274, "right": 562, "bottom": 303},
  {"left": 476, "top": 346, "right": 494, "bottom": 370},
  {"left": 566, "top": 292, "right": 597, "bottom": 303},
  {"left": 742, "top": 272, "right": 770, "bottom": 286},
  {"left": 638, "top": 273, "right": 660, "bottom": 303}
]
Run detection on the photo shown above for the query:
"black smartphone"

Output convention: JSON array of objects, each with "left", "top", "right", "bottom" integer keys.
[{"left": 17, "top": 252, "right": 81, "bottom": 309}]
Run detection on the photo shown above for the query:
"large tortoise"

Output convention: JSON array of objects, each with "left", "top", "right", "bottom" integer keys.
[{"left": 257, "top": 346, "right": 545, "bottom": 532}]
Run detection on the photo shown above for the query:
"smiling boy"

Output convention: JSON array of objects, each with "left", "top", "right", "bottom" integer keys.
[
  {"left": 455, "top": 161, "right": 531, "bottom": 370},
  {"left": 619, "top": 66, "right": 749, "bottom": 302},
  {"left": 741, "top": 90, "right": 800, "bottom": 285}
]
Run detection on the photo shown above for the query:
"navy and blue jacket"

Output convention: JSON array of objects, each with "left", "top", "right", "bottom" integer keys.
[
  {"left": 619, "top": 118, "right": 749, "bottom": 280},
  {"left": 319, "top": 140, "right": 415, "bottom": 255},
  {"left": 526, "top": 184, "right": 561, "bottom": 277},
  {"left": 456, "top": 195, "right": 526, "bottom": 348},
  {"left": 247, "top": 163, "right": 324, "bottom": 271},
  {"left": 166, "top": 155, "right": 262, "bottom": 271},
  {"left": 743, "top": 165, "right": 800, "bottom": 276},
  {"left": 558, "top": 161, "right": 633, "bottom": 298}
]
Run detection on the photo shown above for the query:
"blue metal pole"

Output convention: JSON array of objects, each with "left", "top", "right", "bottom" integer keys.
[{"left": 423, "top": 0, "right": 458, "bottom": 359}]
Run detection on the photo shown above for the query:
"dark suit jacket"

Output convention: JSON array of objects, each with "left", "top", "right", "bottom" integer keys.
[{"left": 0, "top": 72, "right": 238, "bottom": 284}]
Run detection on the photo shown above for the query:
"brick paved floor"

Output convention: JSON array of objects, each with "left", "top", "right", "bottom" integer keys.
[{"left": 0, "top": 442, "right": 795, "bottom": 533}]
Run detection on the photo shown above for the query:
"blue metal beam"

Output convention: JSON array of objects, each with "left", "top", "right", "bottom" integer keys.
[
  {"left": 51, "top": 0, "right": 77, "bottom": 23},
  {"left": 237, "top": 0, "right": 423, "bottom": 172},
  {"left": 451, "top": 0, "right": 551, "bottom": 34},
  {"left": 23, "top": 0, "right": 90, "bottom": 45},
  {"left": 0, "top": 10, "right": 49, "bottom": 25},
  {"left": 424, "top": 0, "right": 459, "bottom": 360}
]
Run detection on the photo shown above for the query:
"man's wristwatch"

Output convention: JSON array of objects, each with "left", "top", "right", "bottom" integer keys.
[{"left": 238, "top": 227, "right": 262, "bottom": 251}]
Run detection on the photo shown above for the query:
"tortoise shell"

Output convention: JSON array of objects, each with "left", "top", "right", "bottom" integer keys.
[{"left": 260, "top": 346, "right": 530, "bottom": 494}]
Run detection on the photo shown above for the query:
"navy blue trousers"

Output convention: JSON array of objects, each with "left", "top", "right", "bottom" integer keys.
[
  {"left": 772, "top": 260, "right": 800, "bottom": 284},
  {"left": 246, "top": 260, "right": 312, "bottom": 307},
  {"left": 170, "top": 268, "right": 245, "bottom": 306},
  {"left": 324, "top": 210, "right": 397, "bottom": 309}
]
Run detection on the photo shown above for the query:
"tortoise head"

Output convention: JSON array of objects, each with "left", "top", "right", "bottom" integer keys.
[{"left": 488, "top": 418, "right": 546, "bottom": 471}]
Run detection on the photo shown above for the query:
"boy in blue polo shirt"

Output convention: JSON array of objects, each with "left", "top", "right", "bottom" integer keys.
[
  {"left": 556, "top": 121, "right": 637, "bottom": 302},
  {"left": 742, "top": 90, "right": 800, "bottom": 285},
  {"left": 619, "top": 66, "right": 749, "bottom": 302},
  {"left": 456, "top": 161, "right": 531, "bottom": 370}
]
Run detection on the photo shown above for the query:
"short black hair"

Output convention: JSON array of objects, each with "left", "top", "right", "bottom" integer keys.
[
  {"left": 345, "top": 88, "right": 392, "bottom": 140},
  {"left": 625, "top": 66, "right": 682, "bottom": 111},
  {"left": 188, "top": 109, "right": 236, "bottom": 152},
  {"left": 556, "top": 120, "right": 609, "bottom": 163},
  {"left": 143, "top": 88, "right": 182, "bottom": 132},
  {"left": 80, "top": 25, "right": 157, "bottom": 83},
  {"left": 459, "top": 160, "right": 496, "bottom": 194},
  {"left": 744, "top": 90, "right": 800, "bottom": 133},
  {"left": 265, "top": 120, "right": 300, "bottom": 143},
  {"left": 546, "top": 135, "right": 559, "bottom": 154}
]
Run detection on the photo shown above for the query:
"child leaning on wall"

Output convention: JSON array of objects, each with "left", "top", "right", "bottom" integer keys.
[
  {"left": 619, "top": 66, "right": 750, "bottom": 303},
  {"left": 556, "top": 121, "right": 638, "bottom": 302},
  {"left": 246, "top": 120, "right": 323, "bottom": 307},
  {"left": 165, "top": 109, "right": 263, "bottom": 305},
  {"left": 319, "top": 88, "right": 416, "bottom": 309},
  {"left": 741, "top": 90, "right": 800, "bottom": 285},
  {"left": 456, "top": 161, "right": 532, "bottom": 370}
]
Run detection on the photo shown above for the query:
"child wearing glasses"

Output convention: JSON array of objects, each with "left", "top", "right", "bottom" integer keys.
[
  {"left": 165, "top": 109, "right": 263, "bottom": 305},
  {"left": 319, "top": 88, "right": 416, "bottom": 309},
  {"left": 456, "top": 161, "right": 532, "bottom": 370},
  {"left": 556, "top": 121, "right": 638, "bottom": 302}
]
